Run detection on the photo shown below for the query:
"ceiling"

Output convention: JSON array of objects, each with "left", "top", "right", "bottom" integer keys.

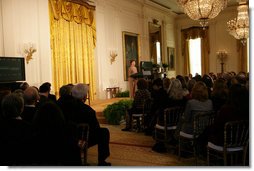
[{"left": 149, "top": 0, "right": 240, "bottom": 15}]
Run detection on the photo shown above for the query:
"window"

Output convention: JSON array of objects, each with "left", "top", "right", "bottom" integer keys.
[
  {"left": 189, "top": 38, "right": 201, "bottom": 76},
  {"left": 156, "top": 41, "right": 161, "bottom": 64},
  {"left": 247, "top": 38, "right": 249, "bottom": 72}
]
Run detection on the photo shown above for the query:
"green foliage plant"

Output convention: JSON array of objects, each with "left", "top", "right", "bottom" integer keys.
[{"left": 103, "top": 99, "right": 133, "bottom": 125}]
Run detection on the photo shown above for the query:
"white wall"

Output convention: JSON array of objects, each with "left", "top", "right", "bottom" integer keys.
[
  {"left": 175, "top": 6, "right": 239, "bottom": 75},
  {"left": 94, "top": 0, "right": 176, "bottom": 99},
  {"left": 0, "top": 0, "right": 51, "bottom": 89}
]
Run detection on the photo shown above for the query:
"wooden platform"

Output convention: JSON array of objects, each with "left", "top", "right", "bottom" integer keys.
[{"left": 91, "top": 97, "right": 130, "bottom": 124}]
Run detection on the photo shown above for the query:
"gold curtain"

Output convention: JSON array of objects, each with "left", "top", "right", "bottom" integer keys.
[
  {"left": 181, "top": 27, "right": 210, "bottom": 75},
  {"left": 237, "top": 40, "right": 248, "bottom": 72},
  {"left": 49, "top": 0, "right": 96, "bottom": 100}
]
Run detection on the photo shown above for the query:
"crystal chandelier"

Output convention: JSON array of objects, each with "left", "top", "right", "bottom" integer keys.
[
  {"left": 227, "top": 1, "right": 249, "bottom": 45},
  {"left": 177, "top": 0, "right": 228, "bottom": 28}
]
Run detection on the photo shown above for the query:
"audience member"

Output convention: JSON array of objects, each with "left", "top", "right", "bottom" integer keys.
[
  {"left": 21, "top": 86, "right": 40, "bottom": 123},
  {"left": 38, "top": 82, "right": 56, "bottom": 106},
  {"left": 179, "top": 81, "right": 213, "bottom": 134},
  {"left": 122, "top": 78, "right": 151, "bottom": 131},
  {"left": 70, "top": 83, "right": 111, "bottom": 166},
  {"left": 211, "top": 78, "right": 228, "bottom": 113},
  {"left": 33, "top": 101, "right": 81, "bottom": 165},
  {"left": 0, "top": 93, "right": 34, "bottom": 165},
  {"left": 19, "top": 82, "right": 29, "bottom": 91}
]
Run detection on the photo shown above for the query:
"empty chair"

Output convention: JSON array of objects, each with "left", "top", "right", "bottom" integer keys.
[
  {"left": 207, "top": 120, "right": 249, "bottom": 166},
  {"left": 178, "top": 110, "right": 215, "bottom": 165}
]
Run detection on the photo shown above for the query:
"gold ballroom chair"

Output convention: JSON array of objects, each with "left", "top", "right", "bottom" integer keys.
[
  {"left": 178, "top": 110, "right": 215, "bottom": 165},
  {"left": 207, "top": 120, "right": 249, "bottom": 166},
  {"left": 77, "top": 123, "right": 90, "bottom": 165},
  {"left": 154, "top": 106, "right": 184, "bottom": 149},
  {"left": 131, "top": 98, "right": 152, "bottom": 132}
]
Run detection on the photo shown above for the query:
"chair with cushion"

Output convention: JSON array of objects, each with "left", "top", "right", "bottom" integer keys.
[
  {"left": 131, "top": 98, "right": 152, "bottom": 132},
  {"left": 207, "top": 120, "right": 249, "bottom": 166},
  {"left": 178, "top": 110, "right": 215, "bottom": 165},
  {"left": 154, "top": 106, "right": 184, "bottom": 147},
  {"left": 77, "top": 123, "right": 89, "bottom": 165}
]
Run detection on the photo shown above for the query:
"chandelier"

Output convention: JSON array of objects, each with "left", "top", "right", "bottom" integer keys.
[
  {"left": 177, "top": 0, "right": 228, "bottom": 28},
  {"left": 227, "top": 1, "right": 249, "bottom": 45}
]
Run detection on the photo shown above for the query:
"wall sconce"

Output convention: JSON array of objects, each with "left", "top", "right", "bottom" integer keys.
[
  {"left": 110, "top": 50, "right": 117, "bottom": 64},
  {"left": 23, "top": 43, "right": 37, "bottom": 64},
  {"left": 217, "top": 50, "right": 228, "bottom": 73}
]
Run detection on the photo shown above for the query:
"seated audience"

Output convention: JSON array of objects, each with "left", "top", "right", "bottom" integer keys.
[
  {"left": 33, "top": 101, "right": 81, "bottom": 165},
  {"left": 0, "top": 93, "right": 34, "bottom": 165},
  {"left": 122, "top": 78, "right": 151, "bottom": 131},
  {"left": 207, "top": 84, "right": 249, "bottom": 146}
]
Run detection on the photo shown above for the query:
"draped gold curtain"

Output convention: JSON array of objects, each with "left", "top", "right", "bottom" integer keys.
[
  {"left": 181, "top": 27, "right": 210, "bottom": 75},
  {"left": 49, "top": 0, "right": 96, "bottom": 100}
]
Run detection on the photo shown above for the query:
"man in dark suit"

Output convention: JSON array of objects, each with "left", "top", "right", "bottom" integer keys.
[
  {"left": 21, "top": 86, "right": 40, "bottom": 123},
  {"left": 58, "top": 83, "right": 111, "bottom": 166}
]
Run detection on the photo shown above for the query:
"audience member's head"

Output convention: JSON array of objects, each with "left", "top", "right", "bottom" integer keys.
[
  {"left": 163, "top": 77, "right": 171, "bottom": 91},
  {"left": 187, "top": 78, "right": 196, "bottom": 93},
  {"left": 13, "top": 89, "right": 24, "bottom": 97},
  {"left": 191, "top": 81, "right": 209, "bottom": 102},
  {"left": 202, "top": 74, "right": 214, "bottom": 89},
  {"left": 59, "top": 84, "right": 73, "bottom": 97},
  {"left": 1, "top": 93, "right": 24, "bottom": 119},
  {"left": 71, "top": 83, "right": 89, "bottom": 101},
  {"left": 39, "top": 82, "right": 51, "bottom": 94},
  {"left": 152, "top": 78, "right": 163, "bottom": 90},
  {"left": 137, "top": 78, "right": 148, "bottom": 90},
  {"left": 20, "top": 82, "right": 29, "bottom": 91},
  {"left": 212, "top": 78, "right": 228, "bottom": 97},
  {"left": 23, "top": 86, "right": 40, "bottom": 105},
  {"left": 168, "top": 79, "right": 183, "bottom": 100}
]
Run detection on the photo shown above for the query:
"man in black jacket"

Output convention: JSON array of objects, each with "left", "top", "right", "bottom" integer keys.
[{"left": 57, "top": 83, "right": 111, "bottom": 166}]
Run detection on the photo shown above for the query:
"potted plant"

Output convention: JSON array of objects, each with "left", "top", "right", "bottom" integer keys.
[{"left": 103, "top": 99, "right": 133, "bottom": 125}]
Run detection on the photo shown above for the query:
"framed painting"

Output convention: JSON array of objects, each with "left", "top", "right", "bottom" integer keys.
[
  {"left": 122, "top": 31, "right": 140, "bottom": 81},
  {"left": 167, "top": 47, "right": 175, "bottom": 70}
]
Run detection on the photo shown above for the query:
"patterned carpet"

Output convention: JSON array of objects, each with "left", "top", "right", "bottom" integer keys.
[
  {"left": 87, "top": 124, "right": 201, "bottom": 166},
  {"left": 88, "top": 98, "right": 203, "bottom": 166}
]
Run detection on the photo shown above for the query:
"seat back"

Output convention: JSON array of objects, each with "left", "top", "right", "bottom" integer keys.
[
  {"left": 77, "top": 123, "right": 89, "bottom": 165},
  {"left": 224, "top": 120, "right": 249, "bottom": 149},
  {"left": 193, "top": 110, "right": 215, "bottom": 137},
  {"left": 164, "top": 106, "right": 185, "bottom": 128}
]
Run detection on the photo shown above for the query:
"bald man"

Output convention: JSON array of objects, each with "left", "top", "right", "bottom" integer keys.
[{"left": 21, "top": 86, "right": 40, "bottom": 123}]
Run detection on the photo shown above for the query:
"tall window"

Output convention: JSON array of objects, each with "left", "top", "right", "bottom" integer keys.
[
  {"left": 247, "top": 38, "right": 249, "bottom": 72},
  {"left": 189, "top": 38, "right": 201, "bottom": 76},
  {"left": 156, "top": 41, "right": 161, "bottom": 64}
]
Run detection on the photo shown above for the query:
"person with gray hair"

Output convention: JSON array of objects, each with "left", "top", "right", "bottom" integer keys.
[
  {"left": 60, "top": 83, "right": 111, "bottom": 166},
  {"left": 71, "top": 83, "right": 88, "bottom": 101}
]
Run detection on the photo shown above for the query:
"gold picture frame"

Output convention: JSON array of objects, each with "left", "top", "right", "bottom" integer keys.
[
  {"left": 122, "top": 31, "right": 140, "bottom": 81},
  {"left": 167, "top": 47, "right": 175, "bottom": 70}
]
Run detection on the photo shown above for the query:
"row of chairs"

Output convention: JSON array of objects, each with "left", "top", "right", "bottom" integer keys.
[
  {"left": 124, "top": 99, "right": 249, "bottom": 166},
  {"left": 153, "top": 106, "right": 249, "bottom": 166}
]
